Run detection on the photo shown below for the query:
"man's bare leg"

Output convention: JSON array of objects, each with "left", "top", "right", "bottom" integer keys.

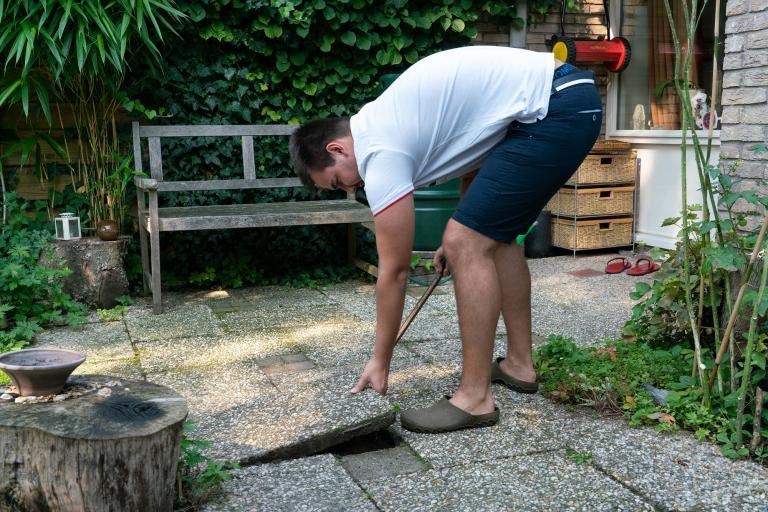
[
  {"left": 442, "top": 219, "right": 500, "bottom": 415},
  {"left": 493, "top": 242, "right": 536, "bottom": 382}
]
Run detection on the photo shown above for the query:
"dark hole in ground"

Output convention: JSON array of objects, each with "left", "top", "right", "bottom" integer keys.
[{"left": 320, "top": 429, "right": 401, "bottom": 457}]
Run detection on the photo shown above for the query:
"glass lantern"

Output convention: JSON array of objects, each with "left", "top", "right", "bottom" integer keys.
[{"left": 54, "top": 213, "right": 81, "bottom": 240}]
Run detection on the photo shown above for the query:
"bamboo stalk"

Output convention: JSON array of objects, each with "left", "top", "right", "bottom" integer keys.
[
  {"left": 735, "top": 248, "right": 768, "bottom": 448},
  {"left": 709, "top": 214, "right": 768, "bottom": 391},
  {"left": 751, "top": 387, "right": 764, "bottom": 454}
]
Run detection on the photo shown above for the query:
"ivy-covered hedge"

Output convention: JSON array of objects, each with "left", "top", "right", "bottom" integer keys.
[{"left": 129, "top": 0, "right": 523, "bottom": 288}]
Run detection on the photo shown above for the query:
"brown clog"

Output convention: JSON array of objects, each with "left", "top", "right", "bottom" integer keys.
[
  {"left": 491, "top": 357, "right": 539, "bottom": 394},
  {"left": 400, "top": 396, "right": 499, "bottom": 434}
]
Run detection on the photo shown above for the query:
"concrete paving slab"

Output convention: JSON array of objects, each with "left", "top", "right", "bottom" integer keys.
[
  {"left": 340, "top": 444, "right": 429, "bottom": 482},
  {"left": 566, "top": 416, "right": 768, "bottom": 511},
  {"left": 32, "top": 321, "right": 133, "bottom": 360},
  {"left": 74, "top": 356, "right": 144, "bottom": 380},
  {"left": 528, "top": 254, "right": 641, "bottom": 345},
  {"left": 318, "top": 286, "right": 418, "bottom": 325},
  {"left": 202, "top": 454, "right": 377, "bottom": 512},
  {"left": 125, "top": 303, "right": 224, "bottom": 342},
  {"left": 258, "top": 322, "right": 377, "bottom": 368},
  {"left": 136, "top": 333, "right": 297, "bottom": 374},
  {"left": 161, "top": 288, "right": 248, "bottom": 307},
  {"left": 237, "top": 285, "right": 338, "bottom": 306},
  {"left": 393, "top": 391, "right": 572, "bottom": 468},
  {"left": 402, "top": 336, "right": 509, "bottom": 367},
  {"left": 363, "top": 450, "right": 653, "bottom": 511},
  {"left": 149, "top": 364, "right": 394, "bottom": 464},
  {"left": 216, "top": 302, "right": 364, "bottom": 333}
]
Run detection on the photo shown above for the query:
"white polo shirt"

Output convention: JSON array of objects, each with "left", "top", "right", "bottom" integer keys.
[{"left": 351, "top": 46, "right": 555, "bottom": 216}]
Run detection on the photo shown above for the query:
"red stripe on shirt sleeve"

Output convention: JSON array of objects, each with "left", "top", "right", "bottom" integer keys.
[{"left": 373, "top": 190, "right": 414, "bottom": 217}]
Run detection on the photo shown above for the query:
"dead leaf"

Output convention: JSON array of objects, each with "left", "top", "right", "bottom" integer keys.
[
  {"left": 625, "top": 395, "right": 636, "bottom": 405},
  {"left": 594, "top": 345, "right": 617, "bottom": 361},
  {"left": 551, "top": 391, "right": 568, "bottom": 399}
]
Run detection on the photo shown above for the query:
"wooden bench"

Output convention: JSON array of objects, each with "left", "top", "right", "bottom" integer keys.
[{"left": 131, "top": 123, "right": 375, "bottom": 314}]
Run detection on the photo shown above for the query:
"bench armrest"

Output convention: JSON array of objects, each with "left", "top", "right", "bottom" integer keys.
[{"left": 135, "top": 176, "right": 158, "bottom": 190}]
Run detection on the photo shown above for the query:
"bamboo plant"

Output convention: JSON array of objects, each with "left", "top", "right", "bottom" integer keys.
[
  {"left": 0, "top": 0, "right": 185, "bottom": 230},
  {"left": 659, "top": 0, "right": 767, "bottom": 455}
]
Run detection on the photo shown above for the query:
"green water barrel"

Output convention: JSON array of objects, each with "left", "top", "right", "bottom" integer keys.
[{"left": 413, "top": 179, "right": 461, "bottom": 251}]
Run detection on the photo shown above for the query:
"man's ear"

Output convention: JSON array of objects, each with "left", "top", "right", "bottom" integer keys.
[{"left": 325, "top": 140, "right": 347, "bottom": 156}]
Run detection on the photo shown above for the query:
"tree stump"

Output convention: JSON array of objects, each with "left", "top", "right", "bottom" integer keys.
[
  {"left": 39, "top": 236, "right": 130, "bottom": 309},
  {"left": 0, "top": 375, "right": 188, "bottom": 512}
]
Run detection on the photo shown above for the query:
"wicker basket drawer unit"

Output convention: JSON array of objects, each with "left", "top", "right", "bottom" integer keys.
[
  {"left": 551, "top": 217, "right": 633, "bottom": 250},
  {"left": 547, "top": 186, "right": 635, "bottom": 217},
  {"left": 566, "top": 154, "right": 637, "bottom": 185}
]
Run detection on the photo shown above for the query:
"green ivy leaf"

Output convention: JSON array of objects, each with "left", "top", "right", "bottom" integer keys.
[
  {"left": 451, "top": 19, "right": 466, "bottom": 32},
  {"left": 303, "top": 82, "right": 318, "bottom": 95},
  {"left": 356, "top": 34, "right": 371, "bottom": 50},
  {"left": 375, "top": 49, "right": 389, "bottom": 65},
  {"left": 264, "top": 26, "right": 284, "bottom": 39},
  {"left": 320, "top": 34, "right": 334, "bottom": 52},
  {"left": 341, "top": 31, "right": 356, "bottom": 46}
]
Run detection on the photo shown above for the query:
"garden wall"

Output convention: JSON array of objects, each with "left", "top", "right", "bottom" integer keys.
[{"left": 720, "top": 0, "right": 768, "bottom": 220}]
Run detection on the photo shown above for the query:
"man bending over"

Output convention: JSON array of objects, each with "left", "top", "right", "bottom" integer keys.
[{"left": 289, "top": 46, "right": 601, "bottom": 433}]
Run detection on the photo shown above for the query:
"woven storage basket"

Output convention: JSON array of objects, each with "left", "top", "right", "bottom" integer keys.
[
  {"left": 566, "top": 154, "right": 636, "bottom": 185},
  {"left": 589, "top": 139, "right": 633, "bottom": 154},
  {"left": 551, "top": 217, "right": 633, "bottom": 250},
  {"left": 547, "top": 186, "right": 635, "bottom": 216}
]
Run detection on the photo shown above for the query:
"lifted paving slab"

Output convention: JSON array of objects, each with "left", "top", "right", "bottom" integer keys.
[
  {"left": 148, "top": 363, "right": 394, "bottom": 464},
  {"left": 202, "top": 454, "right": 377, "bottom": 512}
]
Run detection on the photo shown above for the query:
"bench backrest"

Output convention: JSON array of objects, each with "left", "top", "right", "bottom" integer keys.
[{"left": 132, "top": 122, "right": 349, "bottom": 197}]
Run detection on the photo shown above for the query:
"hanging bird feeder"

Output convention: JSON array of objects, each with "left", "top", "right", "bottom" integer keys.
[{"left": 546, "top": 0, "right": 632, "bottom": 73}]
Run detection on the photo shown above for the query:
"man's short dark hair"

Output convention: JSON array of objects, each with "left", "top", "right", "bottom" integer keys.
[{"left": 289, "top": 117, "right": 351, "bottom": 191}]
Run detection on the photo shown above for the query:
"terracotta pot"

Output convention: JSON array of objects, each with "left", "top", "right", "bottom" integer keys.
[
  {"left": 96, "top": 220, "right": 119, "bottom": 241},
  {"left": 0, "top": 348, "right": 86, "bottom": 396}
]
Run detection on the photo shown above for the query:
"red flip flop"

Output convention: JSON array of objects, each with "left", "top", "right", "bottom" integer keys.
[
  {"left": 627, "top": 257, "right": 661, "bottom": 276},
  {"left": 605, "top": 257, "right": 632, "bottom": 274}
]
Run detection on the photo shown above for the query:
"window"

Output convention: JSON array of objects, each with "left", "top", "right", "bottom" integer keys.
[{"left": 613, "top": 0, "right": 726, "bottom": 132}]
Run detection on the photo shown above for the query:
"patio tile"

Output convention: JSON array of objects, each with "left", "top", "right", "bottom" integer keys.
[
  {"left": 340, "top": 444, "right": 430, "bottom": 483},
  {"left": 566, "top": 417, "right": 768, "bottom": 511},
  {"left": 215, "top": 302, "right": 364, "bottom": 333},
  {"left": 32, "top": 321, "right": 133, "bottom": 361},
  {"left": 125, "top": 303, "right": 224, "bottom": 342},
  {"left": 135, "top": 334, "right": 294, "bottom": 374},
  {"left": 392, "top": 391, "right": 573, "bottom": 468},
  {"left": 75, "top": 359, "right": 144, "bottom": 380},
  {"left": 363, "top": 451, "right": 653, "bottom": 511},
  {"left": 202, "top": 454, "right": 377, "bottom": 512}
]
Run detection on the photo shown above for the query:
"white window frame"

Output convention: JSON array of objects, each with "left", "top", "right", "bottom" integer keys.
[{"left": 605, "top": 0, "right": 721, "bottom": 145}]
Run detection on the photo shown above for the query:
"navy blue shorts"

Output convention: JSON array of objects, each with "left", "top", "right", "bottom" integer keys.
[{"left": 452, "top": 70, "right": 602, "bottom": 244}]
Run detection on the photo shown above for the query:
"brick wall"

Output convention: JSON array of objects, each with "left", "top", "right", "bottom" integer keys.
[{"left": 721, "top": 0, "right": 768, "bottom": 196}]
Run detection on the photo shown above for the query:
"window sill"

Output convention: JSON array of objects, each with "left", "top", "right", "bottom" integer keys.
[{"left": 606, "top": 129, "right": 721, "bottom": 145}]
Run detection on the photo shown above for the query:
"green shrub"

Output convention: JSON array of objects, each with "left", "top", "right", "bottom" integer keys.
[
  {"left": 534, "top": 336, "right": 768, "bottom": 463},
  {"left": 0, "top": 193, "right": 86, "bottom": 352}
]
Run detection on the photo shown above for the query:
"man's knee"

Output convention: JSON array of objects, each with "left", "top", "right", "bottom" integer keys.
[{"left": 442, "top": 220, "right": 495, "bottom": 262}]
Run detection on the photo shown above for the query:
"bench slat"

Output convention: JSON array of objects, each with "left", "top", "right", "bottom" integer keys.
[
  {"left": 145, "top": 177, "right": 303, "bottom": 192},
  {"left": 152, "top": 200, "right": 373, "bottom": 232},
  {"left": 242, "top": 136, "right": 256, "bottom": 179},
  {"left": 139, "top": 125, "right": 296, "bottom": 137}
]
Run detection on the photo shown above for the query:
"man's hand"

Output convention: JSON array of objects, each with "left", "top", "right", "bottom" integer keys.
[
  {"left": 433, "top": 245, "right": 450, "bottom": 276},
  {"left": 351, "top": 358, "right": 390, "bottom": 395}
]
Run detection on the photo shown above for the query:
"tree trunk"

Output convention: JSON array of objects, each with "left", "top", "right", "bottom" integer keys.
[{"left": 0, "top": 375, "right": 187, "bottom": 512}]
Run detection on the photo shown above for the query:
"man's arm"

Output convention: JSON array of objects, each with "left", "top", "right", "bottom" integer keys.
[{"left": 351, "top": 193, "right": 415, "bottom": 394}]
